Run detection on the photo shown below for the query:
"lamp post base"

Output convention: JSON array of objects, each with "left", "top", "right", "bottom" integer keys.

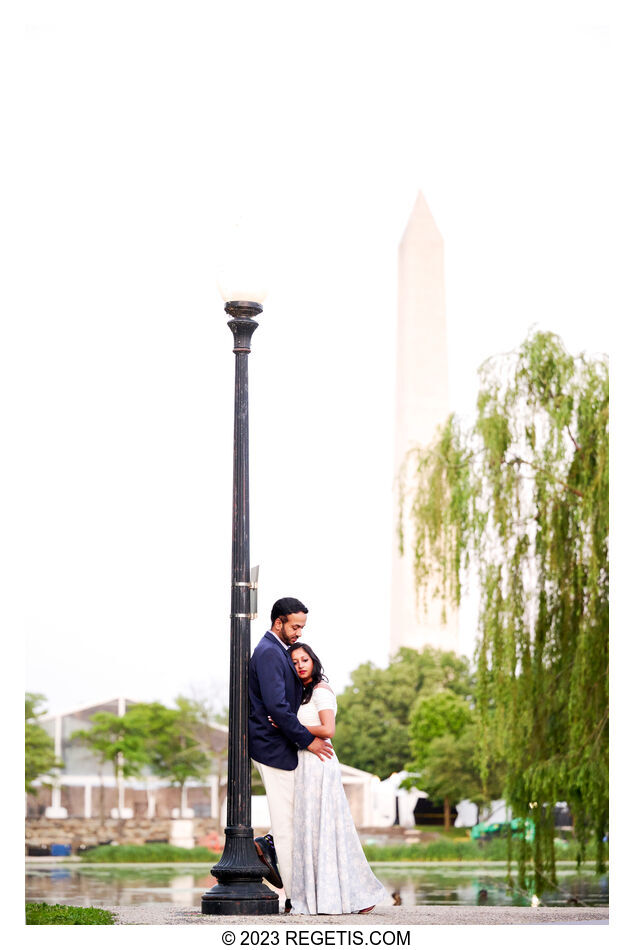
[
  {"left": 201, "top": 881, "right": 279, "bottom": 916},
  {"left": 201, "top": 827, "right": 280, "bottom": 916}
]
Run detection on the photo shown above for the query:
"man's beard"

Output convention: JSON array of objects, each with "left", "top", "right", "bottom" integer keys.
[
  {"left": 280, "top": 624, "right": 295, "bottom": 646},
  {"left": 280, "top": 630, "right": 291, "bottom": 646}
]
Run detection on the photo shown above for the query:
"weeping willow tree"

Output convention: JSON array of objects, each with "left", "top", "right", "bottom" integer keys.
[{"left": 399, "top": 330, "right": 608, "bottom": 886}]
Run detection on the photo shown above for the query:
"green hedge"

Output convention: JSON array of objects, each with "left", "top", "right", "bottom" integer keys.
[
  {"left": 26, "top": 903, "right": 115, "bottom": 925},
  {"left": 75, "top": 837, "right": 607, "bottom": 865},
  {"left": 80, "top": 843, "right": 220, "bottom": 863},
  {"left": 363, "top": 839, "right": 501, "bottom": 862},
  {"left": 362, "top": 836, "right": 608, "bottom": 863}
]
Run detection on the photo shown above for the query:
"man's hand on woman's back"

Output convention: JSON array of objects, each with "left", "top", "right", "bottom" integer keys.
[{"left": 307, "top": 737, "right": 334, "bottom": 760}]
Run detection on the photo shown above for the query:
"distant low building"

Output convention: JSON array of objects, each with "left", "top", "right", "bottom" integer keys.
[
  {"left": 27, "top": 696, "right": 383, "bottom": 829},
  {"left": 27, "top": 697, "right": 228, "bottom": 822}
]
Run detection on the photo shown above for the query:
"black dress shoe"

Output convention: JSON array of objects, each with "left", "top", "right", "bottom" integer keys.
[
  {"left": 284, "top": 899, "right": 292, "bottom": 914},
  {"left": 254, "top": 834, "right": 283, "bottom": 889}
]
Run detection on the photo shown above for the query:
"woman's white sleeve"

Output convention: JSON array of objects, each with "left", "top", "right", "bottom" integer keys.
[{"left": 312, "top": 687, "right": 337, "bottom": 712}]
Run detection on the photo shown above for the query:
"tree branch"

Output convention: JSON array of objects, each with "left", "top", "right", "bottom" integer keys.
[
  {"left": 509, "top": 456, "right": 584, "bottom": 498},
  {"left": 566, "top": 425, "right": 584, "bottom": 456}
]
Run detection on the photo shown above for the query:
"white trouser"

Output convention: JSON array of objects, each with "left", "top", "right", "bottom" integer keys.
[{"left": 253, "top": 759, "right": 295, "bottom": 898}]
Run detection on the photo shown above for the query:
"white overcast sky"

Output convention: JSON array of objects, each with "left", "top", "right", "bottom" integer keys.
[{"left": 4, "top": 1, "right": 630, "bottom": 720}]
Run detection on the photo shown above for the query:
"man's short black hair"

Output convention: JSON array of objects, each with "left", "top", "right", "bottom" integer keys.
[{"left": 270, "top": 597, "right": 309, "bottom": 625}]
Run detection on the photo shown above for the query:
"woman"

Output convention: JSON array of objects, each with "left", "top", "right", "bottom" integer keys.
[{"left": 286, "top": 641, "right": 388, "bottom": 915}]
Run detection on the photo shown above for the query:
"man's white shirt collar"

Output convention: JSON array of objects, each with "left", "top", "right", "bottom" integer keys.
[{"left": 269, "top": 629, "right": 289, "bottom": 650}]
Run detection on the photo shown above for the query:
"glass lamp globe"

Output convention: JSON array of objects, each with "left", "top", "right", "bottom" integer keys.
[
  {"left": 216, "top": 219, "right": 268, "bottom": 304},
  {"left": 216, "top": 270, "right": 267, "bottom": 305}
]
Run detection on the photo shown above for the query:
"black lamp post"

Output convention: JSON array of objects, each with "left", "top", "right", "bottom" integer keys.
[{"left": 201, "top": 299, "right": 279, "bottom": 916}]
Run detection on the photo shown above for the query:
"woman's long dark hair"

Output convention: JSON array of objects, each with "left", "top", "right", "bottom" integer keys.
[{"left": 289, "top": 641, "right": 328, "bottom": 704}]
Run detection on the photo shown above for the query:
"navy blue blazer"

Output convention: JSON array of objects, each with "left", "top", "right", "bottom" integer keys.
[{"left": 248, "top": 631, "right": 314, "bottom": 770}]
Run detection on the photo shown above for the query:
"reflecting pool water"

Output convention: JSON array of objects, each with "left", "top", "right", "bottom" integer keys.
[
  {"left": 25, "top": 862, "right": 608, "bottom": 909},
  {"left": 375, "top": 864, "right": 608, "bottom": 907}
]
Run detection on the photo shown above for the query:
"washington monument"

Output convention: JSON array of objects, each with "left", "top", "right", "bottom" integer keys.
[{"left": 390, "top": 192, "right": 459, "bottom": 656}]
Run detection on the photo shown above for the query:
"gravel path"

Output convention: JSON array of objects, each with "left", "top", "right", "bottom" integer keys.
[{"left": 102, "top": 903, "right": 609, "bottom": 925}]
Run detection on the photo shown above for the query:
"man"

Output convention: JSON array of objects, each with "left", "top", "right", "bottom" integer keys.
[{"left": 249, "top": 596, "right": 333, "bottom": 905}]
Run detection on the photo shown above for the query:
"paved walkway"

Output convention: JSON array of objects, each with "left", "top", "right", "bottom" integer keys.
[{"left": 102, "top": 903, "right": 608, "bottom": 925}]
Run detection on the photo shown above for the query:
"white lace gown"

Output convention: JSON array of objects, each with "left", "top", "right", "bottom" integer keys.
[{"left": 290, "top": 685, "right": 389, "bottom": 915}]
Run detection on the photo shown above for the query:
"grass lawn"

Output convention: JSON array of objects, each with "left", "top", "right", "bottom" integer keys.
[{"left": 26, "top": 903, "right": 115, "bottom": 925}]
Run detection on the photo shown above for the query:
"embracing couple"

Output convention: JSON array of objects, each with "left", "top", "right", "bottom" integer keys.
[{"left": 248, "top": 596, "right": 388, "bottom": 916}]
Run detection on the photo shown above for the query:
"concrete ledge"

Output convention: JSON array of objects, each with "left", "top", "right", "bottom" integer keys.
[{"left": 102, "top": 903, "right": 609, "bottom": 926}]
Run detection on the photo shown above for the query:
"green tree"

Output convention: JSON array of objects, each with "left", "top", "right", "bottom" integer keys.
[
  {"left": 183, "top": 697, "right": 229, "bottom": 828},
  {"left": 408, "top": 690, "right": 474, "bottom": 830},
  {"left": 399, "top": 330, "right": 608, "bottom": 880},
  {"left": 142, "top": 697, "right": 215, "bottom": 815},
  {"left": 71, "top": 710, "right": 151, "bottom": 820},
  {"left": 408, "top": 724, "right": 504, "bottom": 831},
  {"left": 25, "top": 693, "right": 61, "bottom": 795},
  {"left": 335, "top": 647, "right": 472, "bottom": 779},
  {"left": 182, "top": 695, "right": 229, "bottom": 828}
]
